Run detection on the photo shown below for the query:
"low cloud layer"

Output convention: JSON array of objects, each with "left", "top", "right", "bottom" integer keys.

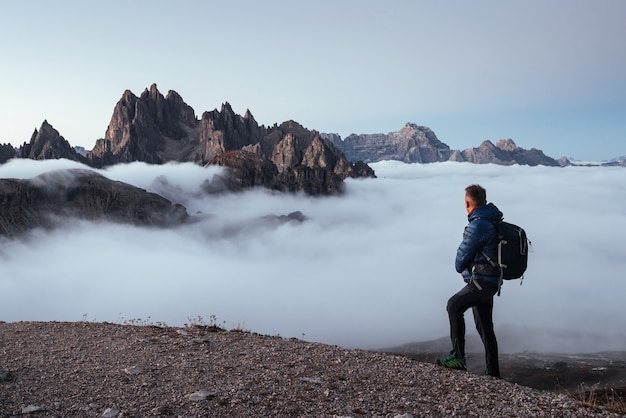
[{"left": 1, "top": 159, "right": 625, "bottom": 353}]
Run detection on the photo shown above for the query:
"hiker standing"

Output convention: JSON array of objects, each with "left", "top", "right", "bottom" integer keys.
[{"left": 436, "top": 184, "right": 502, "bottom": 378}]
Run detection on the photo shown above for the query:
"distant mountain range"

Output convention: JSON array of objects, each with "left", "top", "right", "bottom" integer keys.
[
  {"left": 1, "top": 84, "right": 623, "bottom": 179},
  {"left": 565, "top": 155, "right": 626, "bottom": 167},
  {"left": 323, "top": 123, "right": 625, "bottom": 167},
  {"left": 1, "top": 84, "right": 622, "bottom": 236}
]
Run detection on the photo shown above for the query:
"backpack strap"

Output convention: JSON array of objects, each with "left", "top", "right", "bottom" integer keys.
[
  {"left": 470, "top": 267, "right": 483, "bottom": 291},
  {"left": 472, "top": 216, "right": 504, "bottom": 296},
  {"left": 480, "top": 249, "right": 504, "bottom": 296}
]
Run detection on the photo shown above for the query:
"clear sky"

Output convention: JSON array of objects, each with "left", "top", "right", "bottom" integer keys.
[{"left": 1, "top": 0, "right": 625, "bottom": 160}]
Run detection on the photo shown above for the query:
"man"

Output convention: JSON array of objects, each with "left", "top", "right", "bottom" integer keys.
[{"left": 436, "top": 184, "right": 502, "bottom": 378}]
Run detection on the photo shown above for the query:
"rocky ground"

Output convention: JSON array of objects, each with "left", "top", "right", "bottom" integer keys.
[
  {"left": 402, "top": 351, "right": 626, "bottom": 413},
  {"left": 384, "top": 334, "right": 626, "bottom": 404},
  {"left": 0, "top": 321, "right": 624, "bottom": 417}
]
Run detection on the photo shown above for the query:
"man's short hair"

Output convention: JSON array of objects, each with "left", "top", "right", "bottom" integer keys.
[{"left": 465, "top": 184, "right": 487, "bottom": 206}]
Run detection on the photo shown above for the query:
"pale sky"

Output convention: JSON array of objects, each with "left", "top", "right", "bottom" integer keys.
[{"left": 1, "top": 0, "right": 625, "bottom": 160}]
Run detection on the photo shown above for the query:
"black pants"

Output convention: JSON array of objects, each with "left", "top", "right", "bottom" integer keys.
[{"left": 447, "top": 280, "right": 500, "bottom": 377}]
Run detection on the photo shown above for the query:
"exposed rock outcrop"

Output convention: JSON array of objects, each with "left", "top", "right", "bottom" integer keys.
[
  {"left": 0, "top": 169, "right": 188, "bottom": 236},
  {"left": 203, "top": 150, "right": 280, "bottom": 193},
  {"left": 82, "top": 84, "right": 372, "bottom": 194},
  {"left": 558, "top": 156, "right": 572, "bottom": 167},
  {"left": 87, "top": 86, "right": 200, "bottom": 166},
  {"left": 458, "top": 139, "right": 560, "bottom": 166},
  {"left": 17, "top": 121, "right": 88, "bottom": 164},
  {"left": 328, "top": 123, "right": 451, "bottom": 164},
  {"left": 0, "top": 143, "right": 16, "bottom": 164},
  {"left": 328, "top": 124, "right": 561, "bottom": 166},
  {"left": 201, "top": 120, "right": 374, "bottom": 195}
]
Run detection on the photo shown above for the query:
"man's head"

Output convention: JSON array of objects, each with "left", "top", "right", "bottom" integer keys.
[{"left": 465, "top": 184, "right": 487, "bottom": 215}]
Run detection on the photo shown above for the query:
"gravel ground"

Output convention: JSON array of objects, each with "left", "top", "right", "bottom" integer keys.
[{"left": 0, "top": 321, "right": 621, "bottom": 417}]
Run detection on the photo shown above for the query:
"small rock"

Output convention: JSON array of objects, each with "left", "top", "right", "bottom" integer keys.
[
  {"left": 186, "top": 389, "right": 216, "bottom": 401},
  {"left": 22, "top": 405, "right": 45, "bottom": 413},
  {"left": 122, "top": 365, "right": 143, "bottom": 375},
  {"left": 0, "top": 370, "right": 16, "bottom": 382},
  {"left": 300, "top": 377, "right": 322, "bottom": 384},
  {"left": 101, "top": 407, "right": 120, "bottom": 417}
]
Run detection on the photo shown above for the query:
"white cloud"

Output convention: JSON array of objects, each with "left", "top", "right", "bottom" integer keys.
[{"left": 1, "top": 159, "right": 625, "bottom": 354}]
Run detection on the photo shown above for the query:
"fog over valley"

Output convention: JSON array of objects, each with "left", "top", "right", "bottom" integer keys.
[{"left": 1, "top": 159, "right": 625, "bottom": 354}]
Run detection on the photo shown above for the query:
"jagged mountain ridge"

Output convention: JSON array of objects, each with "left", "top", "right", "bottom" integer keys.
[
  {"left": 85, "top": 83, "right": 375, "bottom": 195},
  {"left": 87, "top": 85, "right": 258, "bottom": 166},
  {"left": 325, "top": 123, "right": 561, "bottom": 166},
  {"left": 6, "top": 84, "right": 375, "bottom": 195},
  {"left": 4, "top": 85, "right": 614, "bottom": 175}
]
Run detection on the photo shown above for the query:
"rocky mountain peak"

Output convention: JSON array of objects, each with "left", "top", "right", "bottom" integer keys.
[
  {"left": 145, "top": 83, "right": 160, "bottom": 99},
  {"left": 330, "top": 123, "right": 451, "bottom": 163},
  {"left": 165, "top": 90, "right": 196, "bottom": 126},
  {"left": 18, "top": 120, "right": 86, "bottom": 163},
  {"left": 88, "top": 85, "right": 203, "bottom": 165},
  {"left": 0, "top": 143, "right": 15, "bottom": 164},
  {"left": 121, "top": 89, "right": 135, "bottom": 100},
  {"left": 496, "top": 139, "right": 518, "bottom": 151},
  {"left": 398, "top": 122, "right": 448, "bottom": 149},
  {"left": 221, "top": 101, "right": 235, "bottom": 115},
  {"left": 399, "top": 122, "right": 433, "bottom": 138},
  {"left": 460, "top": 139, "right": 558, "bottom": 166}
]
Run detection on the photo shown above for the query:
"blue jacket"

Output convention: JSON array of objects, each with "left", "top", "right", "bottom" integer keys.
[{"left": 455, "top": 203, "right": 503, "bottom": 285}]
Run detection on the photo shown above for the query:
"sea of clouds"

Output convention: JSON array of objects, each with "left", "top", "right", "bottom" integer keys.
[{"left": 1, "top": 159, "right": 625, "bottom": 354}]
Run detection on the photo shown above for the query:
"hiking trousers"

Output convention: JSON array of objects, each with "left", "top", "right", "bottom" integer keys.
[{"left": 447, "top": 280, "right": 500, "bottom": 377}]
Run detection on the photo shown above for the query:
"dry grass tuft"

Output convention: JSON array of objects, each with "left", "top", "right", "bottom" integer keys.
[{"left": 575, "top": 384, "right": 626, "bottom": 414}]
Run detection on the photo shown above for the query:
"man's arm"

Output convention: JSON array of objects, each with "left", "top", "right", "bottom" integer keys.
[{"left": 455, "top": 222, "right": 484, "bottom": 273}]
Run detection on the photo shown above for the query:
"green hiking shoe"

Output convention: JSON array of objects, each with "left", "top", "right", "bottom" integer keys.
[
  {"left": 483, "top": 368, "right": 501, "bottom": 378},
  {"left": 435, "top": 351, "right": 467, "bottom": 371}
]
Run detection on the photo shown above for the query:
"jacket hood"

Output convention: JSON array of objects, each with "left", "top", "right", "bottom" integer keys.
[{"left": 468, "top": 202, "right": 503, "bottom": 222}]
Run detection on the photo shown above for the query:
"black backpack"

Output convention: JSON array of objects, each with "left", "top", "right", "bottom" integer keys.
[{"left": 481, "top": 221, "right": 531, "bottom": 294}]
